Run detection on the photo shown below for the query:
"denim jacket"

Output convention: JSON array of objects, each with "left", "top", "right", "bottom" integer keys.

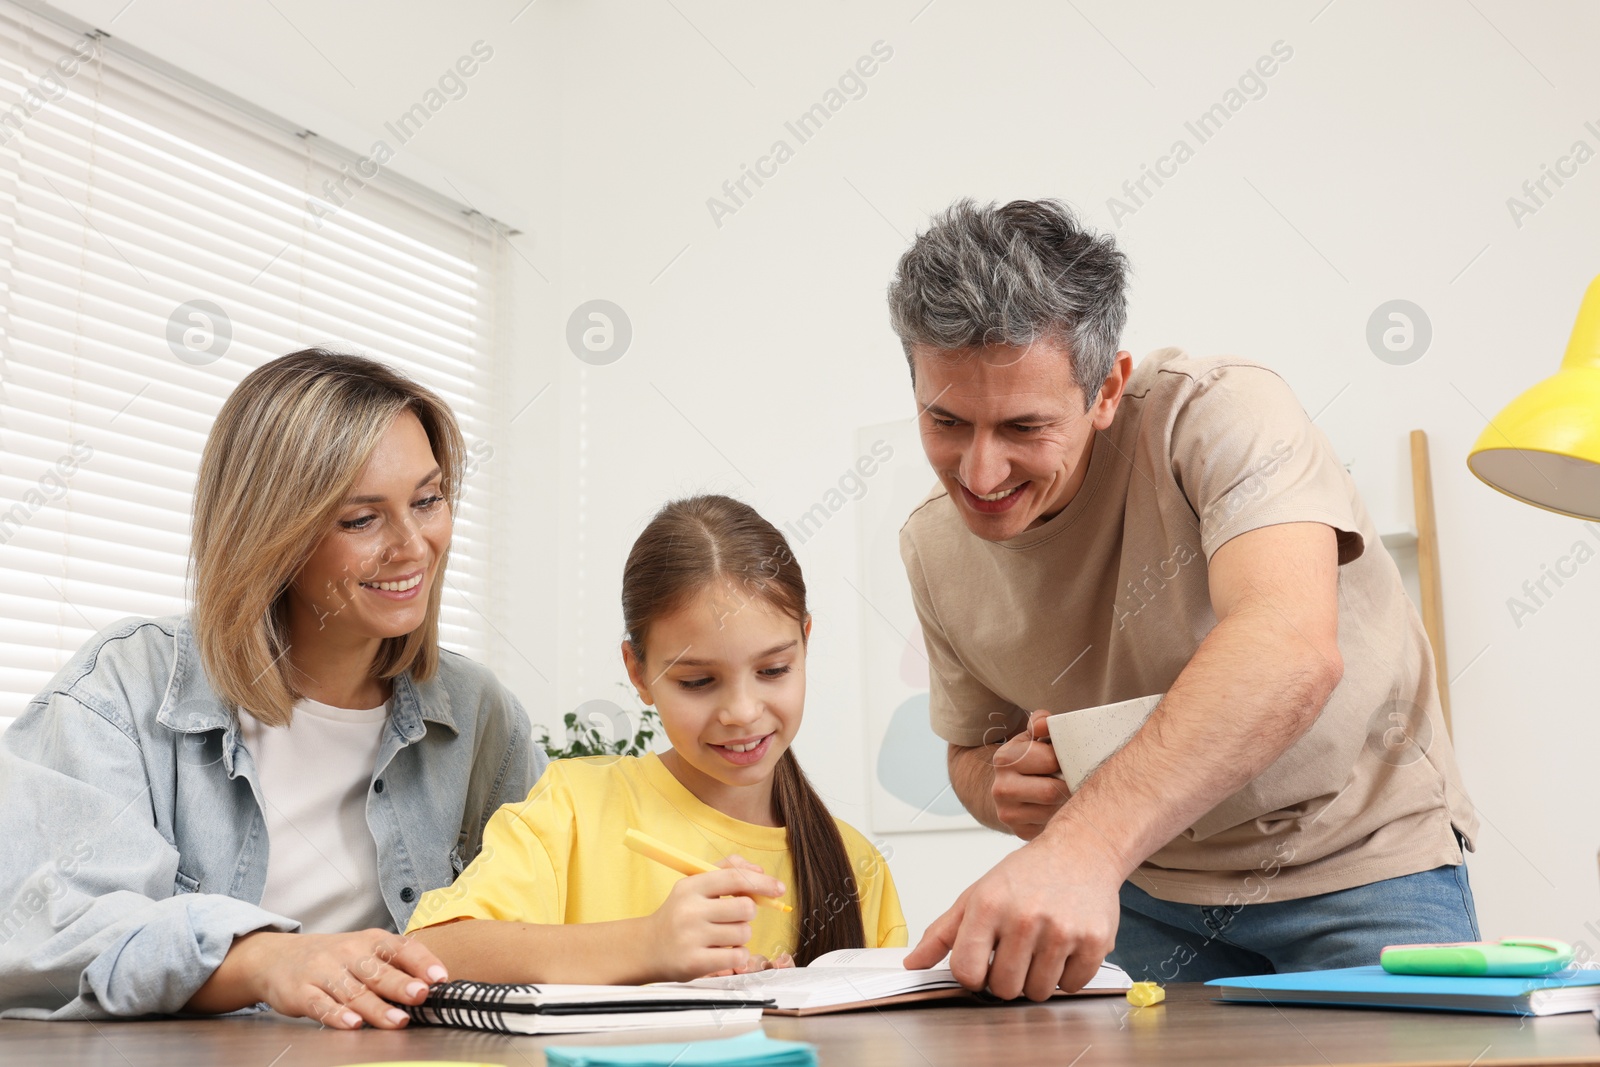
[{"left": 0, "top": 615, "right": 546, "bottom": 1020}]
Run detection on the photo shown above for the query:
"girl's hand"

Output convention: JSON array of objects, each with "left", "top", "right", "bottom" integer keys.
[
  {"left": 645, "top": 859, "right": 785, "bottom": 982},
  {"left": 206, "top": 929, "right": 447, "bottom": 1028},
  {"left": 705, "top": 950, "right": 796, "bottom": 977},
  {"left": 697, "top": 857, "right": 797, "bottom": 978},
  {"left": 701, "top": 855, "right": 794, "bottom": 977}
]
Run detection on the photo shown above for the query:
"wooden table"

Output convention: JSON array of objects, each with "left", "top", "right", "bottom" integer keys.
[{"left": 6, "top": 984, "right": 1600, "bottom": 1066}]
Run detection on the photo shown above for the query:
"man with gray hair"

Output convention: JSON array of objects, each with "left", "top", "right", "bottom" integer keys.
[{"left": 895, "top": 199, "right": 1478, "bottom": 999}]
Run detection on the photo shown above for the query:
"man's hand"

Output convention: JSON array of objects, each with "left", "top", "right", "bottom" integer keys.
[
  {"left": 991, "top": 710, "right": 1070, "bottom": 840},
  {"left": 903, "top": 829, "right": 1121, "bottom": 1001}
]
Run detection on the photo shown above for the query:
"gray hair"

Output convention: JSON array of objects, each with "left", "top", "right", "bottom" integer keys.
[{"left": 886, "top": 199, "right": 1129, "bottom": 403}]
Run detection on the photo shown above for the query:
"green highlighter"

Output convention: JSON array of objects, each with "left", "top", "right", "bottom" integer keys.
[{"left": 1380, "top": 938, "right": 1575, "bottom": 977}]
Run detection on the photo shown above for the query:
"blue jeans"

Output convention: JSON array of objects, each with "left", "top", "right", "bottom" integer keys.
[{"left": 1109, "top": 859, "right": 1480, "bottom": 983}]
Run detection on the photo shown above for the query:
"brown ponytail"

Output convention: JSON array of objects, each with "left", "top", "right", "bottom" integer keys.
[
  {"left": 771, "top": 749, "right": 867, "bottom": 963},
  {"left": 622, "top": 494, "right": 867, "bottom": 965}
]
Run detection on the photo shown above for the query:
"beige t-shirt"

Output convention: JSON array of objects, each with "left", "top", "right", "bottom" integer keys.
[{"left": 899, "top": 348, "right": 1477, "bottom": 905}]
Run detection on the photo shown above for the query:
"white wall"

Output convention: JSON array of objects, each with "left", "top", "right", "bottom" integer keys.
[{"left": 50, "top": 0, "right": 1600, "bottom": 948}]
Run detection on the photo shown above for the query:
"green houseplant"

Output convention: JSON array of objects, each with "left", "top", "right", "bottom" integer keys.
[{"left": 534, "top": 689, "right": 661, "bottom": 761}]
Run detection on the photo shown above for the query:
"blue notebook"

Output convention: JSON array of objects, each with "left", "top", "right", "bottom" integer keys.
[
  {"left": 544, "top": 1029, "right": 816, "bottom": 1066},
  {"left": 1207, "top": 965, "right": 1600, "bottom": 1016}
]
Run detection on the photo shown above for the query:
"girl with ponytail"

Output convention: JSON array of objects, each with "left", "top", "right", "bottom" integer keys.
[{"left": 408, "top": 494, "right": 905, "bottom": 983}]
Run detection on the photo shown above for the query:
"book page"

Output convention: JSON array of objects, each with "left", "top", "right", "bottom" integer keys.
[
  {"left": 808, "top": 947, "right": 948, "bottom": 970},
  {"left": 686, "top": 961, "right": 958, "bottom": 1011},
  {"left": 693, "top": 969, "right": 852, "bottom": 990},
  {"left": 808, "top": 947, "right": 1127, "bottom": 987}
]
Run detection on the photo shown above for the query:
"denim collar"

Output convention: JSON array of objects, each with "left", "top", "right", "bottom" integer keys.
[{"left": 154, "top": 616, "right": 460, "bottom": 744}]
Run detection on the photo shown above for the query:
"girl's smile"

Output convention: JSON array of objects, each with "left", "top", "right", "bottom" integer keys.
[{"left": 710, "top": 733, "right": 774, "bottom": 766}]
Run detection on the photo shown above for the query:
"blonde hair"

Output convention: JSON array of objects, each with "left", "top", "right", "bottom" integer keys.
[{"left": 190, "top": 349, "right": 465, "bottom": 726}]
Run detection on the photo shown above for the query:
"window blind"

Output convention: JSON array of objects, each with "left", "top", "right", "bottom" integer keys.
[{"left": 0, "top": 6, "right": 503, "bottom": 723}]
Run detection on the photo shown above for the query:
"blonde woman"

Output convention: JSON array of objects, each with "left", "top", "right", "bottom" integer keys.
[{"left": 0, "top": 350, "right": 544, "bottom": 1027}]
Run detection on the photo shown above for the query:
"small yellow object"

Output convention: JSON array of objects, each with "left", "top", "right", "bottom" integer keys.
[
  {"left": 623, "top": 828, "right": 793, "bottom": 912},
  {"left": 1126, "top": 981, "right": 1166, "bottom": 1007}
]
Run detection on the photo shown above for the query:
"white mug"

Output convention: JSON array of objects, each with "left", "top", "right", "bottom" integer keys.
[{"left": 1046, "top": 693, "right": 1164, "bottom": 792}]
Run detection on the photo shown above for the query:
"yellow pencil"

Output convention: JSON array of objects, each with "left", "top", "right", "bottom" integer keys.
[{"left": 623, "top": 828, "right": 793, "bottom": 913}]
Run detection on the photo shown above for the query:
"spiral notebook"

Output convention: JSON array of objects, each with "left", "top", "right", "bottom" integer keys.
[{"left": 404, "top": 980, "right": 770, "bottom": 1035}]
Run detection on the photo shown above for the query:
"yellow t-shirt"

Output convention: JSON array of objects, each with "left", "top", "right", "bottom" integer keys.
[{"left": 406, "top": 752, "right": 907, "bottom": 959}]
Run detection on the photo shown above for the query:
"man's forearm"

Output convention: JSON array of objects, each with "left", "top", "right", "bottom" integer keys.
[
  {"left": 1038, "top": 611, "right": 1342, "bottom": 879},
  {"left": 948, "top": 742, "right": 1007, "bottom": 832}
]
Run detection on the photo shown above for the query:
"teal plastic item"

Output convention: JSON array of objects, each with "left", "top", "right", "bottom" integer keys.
[
  {"left": 1380, "top": 938, "right": 1575, "bottom": 977},
  {"left": 543, "top": 1029, "right": 817, "bottom": 1067}
]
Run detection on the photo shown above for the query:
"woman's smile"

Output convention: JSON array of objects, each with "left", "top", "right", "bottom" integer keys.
[{"left": 359, "top": 569, "right": 427, "bottom": 600}]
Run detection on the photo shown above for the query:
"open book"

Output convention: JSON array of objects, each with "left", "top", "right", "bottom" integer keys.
[
  {"left": 405, "top": 980, "right": 769, "bottom": 1035},
  {"left": 684, "top": 947, "right": 1132, "bottom": 1016}
]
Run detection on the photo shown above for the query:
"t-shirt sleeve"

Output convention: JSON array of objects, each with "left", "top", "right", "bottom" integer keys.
[
  {"left": 842, "top": 827, "right": 907, "bottom": 949},
  {"left": 1169, "top": 364, "right": 1366, "bottom": 565},
  {"left": 404, "top": 766, "right": 570, "bottom": 931},
  {"left": 900, "top": 526, "right": 1025, "bottom": 747},
  {"left": 873, "top": 875, "right": 908, "bottom": 949}
]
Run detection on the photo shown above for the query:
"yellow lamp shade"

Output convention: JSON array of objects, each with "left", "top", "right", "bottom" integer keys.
[{"left": 1468, "top": 273, "right": 1600, "bottom": 520}]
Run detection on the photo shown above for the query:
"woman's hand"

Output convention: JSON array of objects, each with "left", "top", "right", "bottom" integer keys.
[
  {"left": 644, "top": 857, "right": 785, "bottom": 982},
  {"left": 186, "top": 928, "right": 448, "bottom": 1028}
]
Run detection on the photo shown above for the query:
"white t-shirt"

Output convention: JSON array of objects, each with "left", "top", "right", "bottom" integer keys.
[{"left": 239, "top": 696, "right": 394, "bottom": 934}]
